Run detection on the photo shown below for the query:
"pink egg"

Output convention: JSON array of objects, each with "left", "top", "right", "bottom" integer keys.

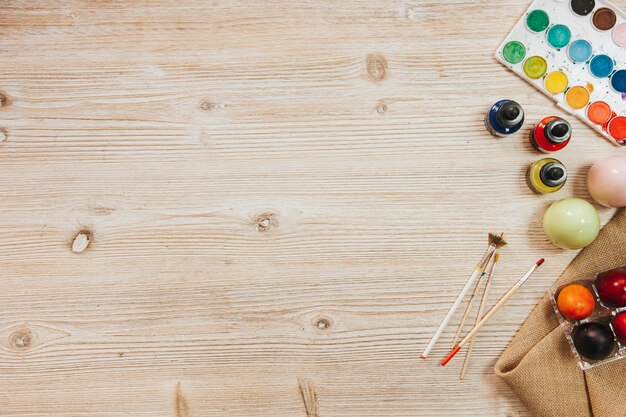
[{"left": 587, "top": 156, "right": 626, "bottom": 208}]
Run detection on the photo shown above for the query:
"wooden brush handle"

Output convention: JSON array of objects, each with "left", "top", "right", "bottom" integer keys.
[{"left": 421, "top": 267, "right": 483, "bottom": 359}]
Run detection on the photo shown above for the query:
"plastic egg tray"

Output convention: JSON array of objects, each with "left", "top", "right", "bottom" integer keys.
[{"left": 550, "top": 265, "right": 626, "bottom": 369}]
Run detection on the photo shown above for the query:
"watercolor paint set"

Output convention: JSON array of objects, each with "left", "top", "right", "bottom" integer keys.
[
  {"left": 551, "top": 266, "right": 626, "bottom": 369},
  {"left": 496, "top": 0, "right": 626, "bottom": 146}
]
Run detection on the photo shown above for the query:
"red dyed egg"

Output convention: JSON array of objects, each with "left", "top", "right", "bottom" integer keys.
[
  {"left": 596, "top": 269, "right": 626, "bottom": 308},
  {"left": 614, "top": 312, "right": 626, "bottom": 344},
  {"left": 556, "top": 284, "right": 596, "bottom": 320}
]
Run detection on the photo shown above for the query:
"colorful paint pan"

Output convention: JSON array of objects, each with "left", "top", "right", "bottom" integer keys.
[
  {"left": 502, "top": 41, "right": 527, "bottom": 64},
  {"left": 524, "top": 56, "right": 548, "bottom": 79},
  {"left": 593, "top": 8, "right": 617, "bottom": 30},
  {"left": 588, "top": 101, "right": 613, "bottom": 124},
  {"left": 547, "top": 24, "right": 572, "bottom": 48},
  {"left": 611, "top": 70, "right": 626, "bottom": 93},
  {"left": 608, "top": 116, "right": 626, "bottom": 140},
  {"left": 571, "top": 0, "right": 596, "bottom": 16},
  {"left": 613, "top": 22, "right": 626, "bottom": 47},
  {"left": 566, "top": 86, "right": 590, "bottom": 109},
  {"left": 527, "top": 9, "right": 551, "bottom": 32},
  {"left": 568, "top": 39, "right": 593, "bottom": 62},
  {"left": 545, "top": 71, "right": 569, "bottom": 94},
  {"left": 590, "top": 54, "right": 615, "bottom": 78},
  {"left": 496, "top": 0, "right": 626, "bottom": 145}
]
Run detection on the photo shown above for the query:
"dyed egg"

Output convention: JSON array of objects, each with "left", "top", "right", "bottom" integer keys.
[
  {"left": 595, "top": 269, "right": 626, "bottom": 308},
  {"left": 543, "top": 198, "right": 600, "bottom": 249},
  {"left": 557, "top": 284, "right": 596, "bottom": 320},
  {"left": 587, "top": 156, "right": 626, "bottom": 208},
  {"left": 573, "top": 322, "right": 615, "bottom": 361},
  {"left": 613, "top": 312, "right": 626, "bottom": 344}
]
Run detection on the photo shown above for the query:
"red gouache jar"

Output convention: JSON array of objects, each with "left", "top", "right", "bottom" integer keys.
[{"left": 530, "top": 116, "right": 572, "bottom": 153}]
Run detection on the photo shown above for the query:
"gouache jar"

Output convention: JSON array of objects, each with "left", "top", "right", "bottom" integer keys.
[
  {"left": 528, "top": 158, "right": 568, "bottom": 194},
  {"left": 485, "top": 100, "right": 525, "bottom": 137},
  {"left": 530, "top": 116, "right": 572, "bottom": 152}
]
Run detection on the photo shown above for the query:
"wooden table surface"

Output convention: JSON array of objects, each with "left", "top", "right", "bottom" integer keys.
[{"left": 1, "top": 1, "right": 624, "bottom": 416}]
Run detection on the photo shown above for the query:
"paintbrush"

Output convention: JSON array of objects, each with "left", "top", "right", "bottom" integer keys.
[
  {"left": 460, "top": 252, "right": 500, "bottom": 379},
  {"left": 420, "top": 233, "right": 506, "bottom": 360},
  {"left": 450, "top": 252, "right": 496, "bottom": 349},
  {"left": 441, "top": 258, "right": 545, "bottom": 367}
]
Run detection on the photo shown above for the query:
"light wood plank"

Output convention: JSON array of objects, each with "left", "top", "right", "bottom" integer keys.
[{"left": 0, "top": 1, "right": 623, "bottom": 415}]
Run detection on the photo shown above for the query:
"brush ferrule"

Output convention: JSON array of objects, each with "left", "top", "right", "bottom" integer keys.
[{"left": 479, "top": 245, "right": 497, "bottom": 269}]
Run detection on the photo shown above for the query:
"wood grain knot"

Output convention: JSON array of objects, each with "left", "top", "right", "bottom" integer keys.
[
  {"left": 313, "top": 317, "right": 332, "bottom": 330},
  {"left": 9, "top": 329, "right": 33, "bottom": 349},
  {"left": 174, "top": 382, "right": 191, "bottom": 417},
  {"left": 298, "top": 378, "right": 320, "bottom": 417},
  {"left": 200, "top": 101, "right": 226, "bottom": 112},
  {"left": 71, "top": 230, "right": 92, "bottom": 253},
  {"left": 0, "top": 323, "right": 70, "bottom": 353},
  {"left": 254, "top": 212, "right": 278, "bottom": 232},
  {"left": 405, "top": 6, "right": 419, "bottom": 21},
  {"left": 0, "top": 129, "right": 6, "bottom": 142},
  {"left": 376, "top": 103, "right": 387, "bottom": 114},
  {"left": 366, "top": 53, "right": 388, "bottom": 82},
  {"left": 0, "top": 92, "right": 9, "bottom": 107}
]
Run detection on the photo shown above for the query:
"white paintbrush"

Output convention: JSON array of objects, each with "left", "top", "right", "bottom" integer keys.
[{"left": 420, "top": 233, "right": 506, "bottom": 360}]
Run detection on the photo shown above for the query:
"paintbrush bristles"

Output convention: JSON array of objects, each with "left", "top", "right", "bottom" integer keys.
[{"left": 488, "top": 233, "right": 507, "bottom": 249}]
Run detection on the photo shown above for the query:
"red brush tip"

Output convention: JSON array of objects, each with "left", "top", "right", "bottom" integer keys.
[
  {"left": 441, "top": 345, "right": 462, "bottom": 366},
  {"left": 536, "top": 258, "right": 545, "bottom": 267}
]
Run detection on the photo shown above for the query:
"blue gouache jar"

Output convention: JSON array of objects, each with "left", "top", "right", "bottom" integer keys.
[{"left": 485, "top": 100, "right": 525, "bottom": 137}]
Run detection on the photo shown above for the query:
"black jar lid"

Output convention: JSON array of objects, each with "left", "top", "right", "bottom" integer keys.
[
  {"left": 497, "top": 101, "right": 524, "bottom": 127},
  {"left": 540, "top": 161, "right": 568, "bottom": 187},
  {"left": 545, "top": 118, "right": 572, "bottom": 144}
]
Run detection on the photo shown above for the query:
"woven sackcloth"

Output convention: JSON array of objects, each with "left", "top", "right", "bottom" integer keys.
[{"left": 495, "top": 209, "right": 626, "bottom": 417}]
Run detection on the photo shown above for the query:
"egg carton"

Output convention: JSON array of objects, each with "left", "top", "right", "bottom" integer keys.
[{"left": 550, "top": 265, "right": 626, "bottom": 370}]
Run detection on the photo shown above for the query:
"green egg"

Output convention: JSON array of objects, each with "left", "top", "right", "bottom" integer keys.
[{"left": 543, "top": 198, "right": 600, "bottom": 250}]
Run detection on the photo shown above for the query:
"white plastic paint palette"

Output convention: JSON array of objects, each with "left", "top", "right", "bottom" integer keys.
[{"left": 496, "top": 0, "right": 626, "bottom": 146}]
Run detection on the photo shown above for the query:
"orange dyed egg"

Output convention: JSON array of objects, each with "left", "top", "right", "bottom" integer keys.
[{"left": 557, "top": 284, "right": 595, "bottom": 320}]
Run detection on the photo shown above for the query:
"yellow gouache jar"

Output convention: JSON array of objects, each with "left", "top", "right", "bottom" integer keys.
[{"left": 528, "top": 158, "right": 568, "bottom": 194}]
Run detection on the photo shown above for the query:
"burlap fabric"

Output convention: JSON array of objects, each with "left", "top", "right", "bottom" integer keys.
[{"left": 495, "top": 209, "right": 626, "bottom": 417}]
